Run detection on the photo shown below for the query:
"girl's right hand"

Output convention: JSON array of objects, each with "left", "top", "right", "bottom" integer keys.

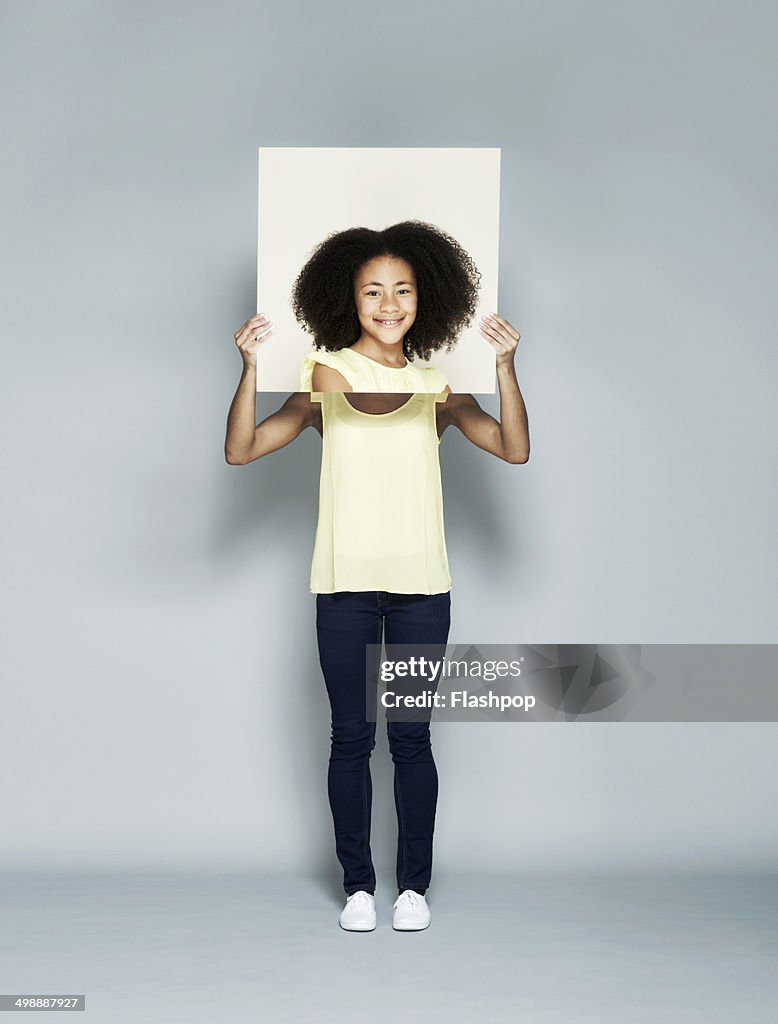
[{"left": 234, "top": 313, "right": 273, "bottom": 368}]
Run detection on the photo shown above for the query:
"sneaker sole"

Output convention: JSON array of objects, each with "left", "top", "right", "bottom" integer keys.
[
  {"left": 392, "top": 921, "right": 430, "bottom": 931},
  {"left": 339, "top": 921, "right": 376, "bottom": 931}
]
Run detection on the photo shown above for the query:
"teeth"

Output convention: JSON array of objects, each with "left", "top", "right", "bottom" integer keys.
[{"left": 377, "top": 319, "right": 402, "bottom": 325}]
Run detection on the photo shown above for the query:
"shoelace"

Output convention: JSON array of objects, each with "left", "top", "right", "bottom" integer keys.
[
  {"left": 348, "top": 891, "right": 372, "bottom": 907},
  {"left": 396, "top": 890, "right": 420, "bottom": 909}
]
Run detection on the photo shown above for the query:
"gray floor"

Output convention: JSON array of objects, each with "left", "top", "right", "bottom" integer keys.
[{"left": 1, "top": 870, "right": 775, "bottom": 1023}]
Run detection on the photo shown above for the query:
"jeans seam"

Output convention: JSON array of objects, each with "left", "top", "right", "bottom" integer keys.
[
  {"left": 363, "top": 610, "right": 383, "bottom": 891},
  {"left": 395, "top": 762, "right": 409, "bottom": 889},
  {"left": 361, "top": 758, "right": 371, "bottom": 890}
]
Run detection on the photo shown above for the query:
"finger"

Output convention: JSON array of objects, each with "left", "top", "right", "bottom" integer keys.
[
  {"left": 484, "top": 320, "right": 518, "bottom": 347},
  {"left": 485, "top": 312, "right": 520, "bottom": 341},
  {"left": 487, "top": 315, "right": 515, "bottom": 344},
  {"left": 236, "top": 318, "right": 272, "bottom": 342},
  {"left": 235, "top": 313, "right": 270, "bottom": 334},
  {"left": 479, "top": 319, "right": 507, "bottom": 345},
  {"left": 479, "top": 325, "right": 509, "bottom": 354}
]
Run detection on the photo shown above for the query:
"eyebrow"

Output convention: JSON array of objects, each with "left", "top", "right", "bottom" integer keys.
[{"left": 361, "top": 280, "right": 414, "bottom": 287}]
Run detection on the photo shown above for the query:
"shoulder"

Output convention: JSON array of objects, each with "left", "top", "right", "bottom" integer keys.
[
  {"left": 312, "top": 362, "right": 352, "bottom": 392},
  {"left": 300, "top": 349, "right": 354, "bottom": 392}
]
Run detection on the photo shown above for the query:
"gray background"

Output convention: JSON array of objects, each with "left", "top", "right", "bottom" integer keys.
[{"left": 2, "top": 0, "right": 776, "bottom": 881}]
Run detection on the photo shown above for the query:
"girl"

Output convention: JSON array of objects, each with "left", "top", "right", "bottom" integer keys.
[{"left": 225, "top": 221, "right": 529, "bottom": 932}]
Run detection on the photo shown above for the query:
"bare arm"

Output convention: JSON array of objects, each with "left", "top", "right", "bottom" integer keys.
[
  {"left": 442, "top": 367, "right": 530, "bottom": 463},
  {"left": 224, "top": 312, "right": 319, "bottom": 465},
  {"left": 440, "top": 312, "right": 530, "bottom": 463},
  {"left": 225, "top": 369, "right": 318, "bottom": 465}
]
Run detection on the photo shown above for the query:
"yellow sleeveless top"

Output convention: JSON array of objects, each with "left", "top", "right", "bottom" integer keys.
[
  {"left": 300, "top": 346, "right": 448, "bottom": 394},
  {"left": 308, "top": 391, "right": 452, "bottom": 595}
]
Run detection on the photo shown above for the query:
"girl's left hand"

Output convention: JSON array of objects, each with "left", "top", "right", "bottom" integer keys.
[{"left": 479, "top": 312, "right": 521, "bottom": 368}]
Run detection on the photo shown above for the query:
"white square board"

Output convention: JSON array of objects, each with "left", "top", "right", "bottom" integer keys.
[{"left": 256, "top": 147, "right": 500, "bottom": 393}]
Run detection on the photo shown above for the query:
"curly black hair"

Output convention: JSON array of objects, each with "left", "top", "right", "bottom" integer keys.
[{"left": 290, "top": 219, "right": 481, "bottom": 362}]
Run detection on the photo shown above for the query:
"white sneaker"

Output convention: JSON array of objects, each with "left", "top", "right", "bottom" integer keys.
[
  {"left": 392, "top": 890, "right": 431, "bottom": 931},
  {"left": 339, "top": 890, "right": 376, "bottom": 931}
]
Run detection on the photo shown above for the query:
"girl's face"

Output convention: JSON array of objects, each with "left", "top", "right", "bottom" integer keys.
[{"left": 353, "top": 256, "right": 417, "bottom": 348}]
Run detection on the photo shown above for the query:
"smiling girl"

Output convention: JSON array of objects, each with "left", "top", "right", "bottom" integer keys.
[{"left": 225, "top": 220, "right": 530, "bottom": 932}]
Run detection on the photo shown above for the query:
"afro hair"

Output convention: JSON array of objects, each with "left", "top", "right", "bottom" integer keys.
[{"left": 290, "top": 219, "right": 481, "bottom": 362}]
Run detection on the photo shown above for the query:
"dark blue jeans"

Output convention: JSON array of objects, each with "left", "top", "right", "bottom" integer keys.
[{"left": 315, "top": 590, "right": 451, "bottom": 897}]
